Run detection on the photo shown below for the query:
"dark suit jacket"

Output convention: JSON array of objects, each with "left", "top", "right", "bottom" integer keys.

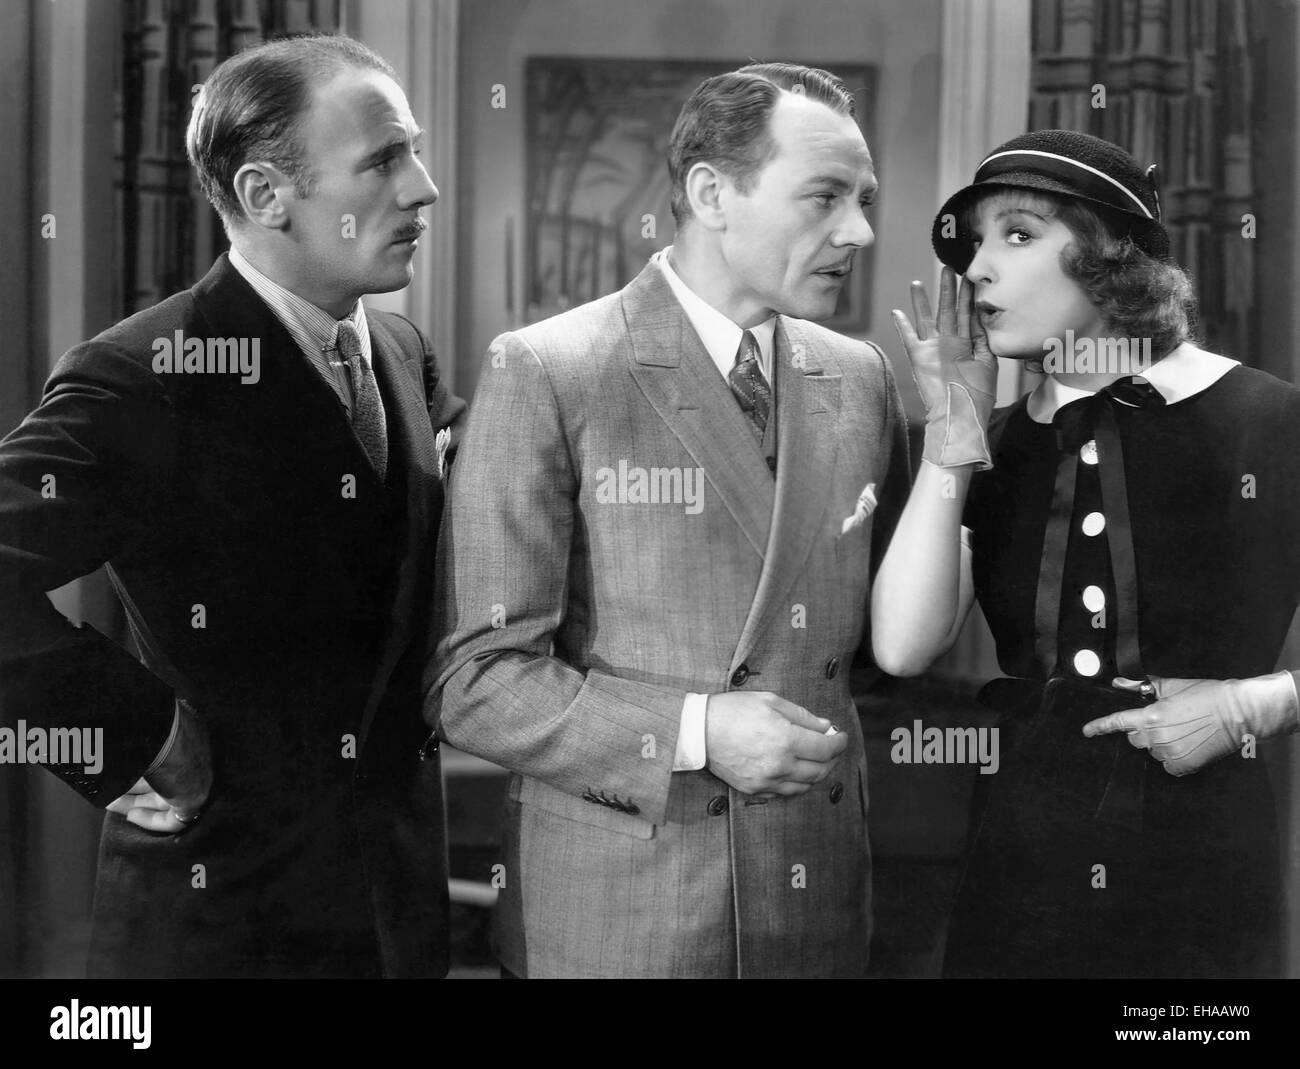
[{"left": 0, "top": 254, "right": 466, "bottom": 977}]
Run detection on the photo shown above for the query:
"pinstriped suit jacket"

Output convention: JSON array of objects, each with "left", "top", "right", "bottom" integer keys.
[{"left": 428, "top": 262, "right": 909, "bottom": 977}]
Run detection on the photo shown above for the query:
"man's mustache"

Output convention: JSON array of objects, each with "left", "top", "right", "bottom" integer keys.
[{"left": 392, "top": 218, "right": 428, "bottom": 242}]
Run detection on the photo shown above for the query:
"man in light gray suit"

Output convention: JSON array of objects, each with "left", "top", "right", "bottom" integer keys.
[{"left": 428, "top": 62, "right": 910, "bottom": 977}]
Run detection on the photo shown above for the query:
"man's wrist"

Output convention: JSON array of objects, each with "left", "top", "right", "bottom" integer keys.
[
  {"left": 143, "top": 703, "right": 183, "bottom": 777},
  {"left": 673, "top": 693, "right": 709, "bottom": 771},
  {"left": 1266, "top": 671, "right": 1300, "bottom": 733}
]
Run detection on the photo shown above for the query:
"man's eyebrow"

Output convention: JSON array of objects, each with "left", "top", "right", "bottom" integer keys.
[
  {"left": 808, "top": 175, "right": 851, "bottom": 190},
  {"left": 357, "top": 127, "right": 424, "bottom": 168},
  {"left": 803, "top": 174, "right": 878, "bottom": 196}
]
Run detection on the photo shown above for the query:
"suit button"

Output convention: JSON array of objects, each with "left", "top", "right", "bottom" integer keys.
[
  {"left": 731, "top": 664, "right": 750, "bottom": 687},
  {"left": 829, "top": 782, "right": 844, "bottom": 804},
  {"left": 825, "top": 657, "right": 840, "bottom": 680},
  {"left": 707, "top": 796, "right": 729, "bottom": 816}
]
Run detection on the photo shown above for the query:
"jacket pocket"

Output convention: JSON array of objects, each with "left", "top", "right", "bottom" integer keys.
[{"left": 512, "top": 774, "right": 655, "bottom": 840}]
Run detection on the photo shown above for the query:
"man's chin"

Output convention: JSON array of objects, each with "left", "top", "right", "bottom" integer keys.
[
  {"left": 784, "top": 295, "right": 841, "bottom": 323},
  {"left": 365, "top": 265, "right": 417, "bottom": 295}
]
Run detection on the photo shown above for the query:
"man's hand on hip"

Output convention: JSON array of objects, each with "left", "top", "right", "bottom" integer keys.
[
  {"left": 105, "top": 699, "right": 212, "bottom": 833},
  {"left": 704, "top": 692, "right": 848, "bottom": 796}
]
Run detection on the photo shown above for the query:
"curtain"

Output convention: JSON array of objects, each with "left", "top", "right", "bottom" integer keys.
[
  {"left": 117, "top": 0, "right": 342, "bottom": 316},
  {"left": 1029, "top": 0, "right": 1260, "bottom": 364}
]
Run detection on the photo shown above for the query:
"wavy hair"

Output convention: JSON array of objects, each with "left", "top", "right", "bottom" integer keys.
[{"left": 966, "top": 189, "right": 1199, "bottom": 366}]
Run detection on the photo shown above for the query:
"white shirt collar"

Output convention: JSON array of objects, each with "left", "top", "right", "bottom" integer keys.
[
  {"left": 652, "top": 247, "right": 776, "bottom": 384},
  {"left": 1026, "top": 344, "right": 1240, "bottom": 423},
  {"left": 227, "top": 245, "right": 369, "bottom": 365}
]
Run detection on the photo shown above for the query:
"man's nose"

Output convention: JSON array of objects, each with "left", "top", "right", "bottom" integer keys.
[
  {"left": 403, "top": 157, "right": 439, "bottom": 209},
  {"left": 834, "top": 208, "right": 874, "bottom": 248}
]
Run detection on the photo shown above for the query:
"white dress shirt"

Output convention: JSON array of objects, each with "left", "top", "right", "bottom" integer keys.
[{"left": 227, "top": 246, "right": 373, "bottom": 416}]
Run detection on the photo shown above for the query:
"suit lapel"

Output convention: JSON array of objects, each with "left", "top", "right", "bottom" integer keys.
[
  {"left": 190, "top": 255, "right": 386, "bottom": 500},
  {"left": 623, "top": 265, "right": 775, "bottom": 558},
  {"left": 194, "top": 260, "right": 434, "bottom": 757},
  {"left": 733, "top": 318, "right": 841, "bottom": 664},
  {"left": 355, "top": 314, "right": 442, "bottom": 754}
]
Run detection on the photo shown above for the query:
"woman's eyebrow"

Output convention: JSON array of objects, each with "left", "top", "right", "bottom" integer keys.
[{"left": 993, "top": 206, "right": 1049, "bottom": 222}]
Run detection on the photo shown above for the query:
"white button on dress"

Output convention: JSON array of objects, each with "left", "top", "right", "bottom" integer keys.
[{"left": 1073, "top": 649, "right": 1101, "bottom": 676}]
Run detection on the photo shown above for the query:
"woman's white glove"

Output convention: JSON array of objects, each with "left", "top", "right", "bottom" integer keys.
[
  {"left": 1082, "top": 672, "right": 1300, "bottom": 776},
  {"left": 891, "top": 266, "right": 998, "bottom": 470}
]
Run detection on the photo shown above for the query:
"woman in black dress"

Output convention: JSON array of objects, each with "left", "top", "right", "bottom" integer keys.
[{"left": 872, "top": 129, "right": 1299, "bottom": 977}]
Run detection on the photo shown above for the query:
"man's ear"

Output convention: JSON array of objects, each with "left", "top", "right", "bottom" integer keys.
[
  {"left": 231, "top": 161, "right": 294, "bottom": 231},
  {"left": 684, "top": 161, "right": 731, "bottom": 232}
]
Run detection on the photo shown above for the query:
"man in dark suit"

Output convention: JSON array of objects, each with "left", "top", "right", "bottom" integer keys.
[{"left": 0, "top": 34, "right": 464, "bottom": 977}]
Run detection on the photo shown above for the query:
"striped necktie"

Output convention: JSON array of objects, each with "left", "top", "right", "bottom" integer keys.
[
  {"left": 728, "top": 329, "right": 771, "bottom": 441},
  {"left": 335, "top": 319, "right": 388, "bottom": 480}
]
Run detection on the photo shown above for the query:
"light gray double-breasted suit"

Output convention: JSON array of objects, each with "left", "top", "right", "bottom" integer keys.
[{"left": 428, "top": 261, "right": 908, "bottom": 977}]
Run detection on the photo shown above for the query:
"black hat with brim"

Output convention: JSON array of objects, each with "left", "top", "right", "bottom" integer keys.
[{"left": 931, "top": 129, "right": 1170, "bottom": 272}]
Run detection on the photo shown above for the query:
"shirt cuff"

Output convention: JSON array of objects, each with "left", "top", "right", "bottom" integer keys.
[
  {"left": 673, "top": 693, "right": 709, "bottom": 772},
  {"left": 1285, "top": 671, "right": 1300, "bottom": 730},
  {"left": 143, "top": 704, "right": 182, "bottom": 777}
]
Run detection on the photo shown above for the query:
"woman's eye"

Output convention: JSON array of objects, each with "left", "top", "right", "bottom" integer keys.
[
  {"left": 1006, "top": 227, "right": 1032, "bottom": 244},
  {"left": 812, "top": 193, "right": 835, "bottom": 206}
]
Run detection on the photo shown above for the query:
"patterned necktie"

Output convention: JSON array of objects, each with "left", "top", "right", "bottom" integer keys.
[
  {"left": 335, "top": 319, "right": 388, "bottom": 480},
  {"left": 728, "top": 330, "right": 771, "bottom": 441}
]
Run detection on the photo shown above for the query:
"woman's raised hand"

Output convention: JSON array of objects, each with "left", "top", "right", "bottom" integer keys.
[{"left": 891, "top": 266, "right": 998, "bottom": 470}]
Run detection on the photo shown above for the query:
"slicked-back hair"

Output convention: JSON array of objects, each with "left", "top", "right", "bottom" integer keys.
[
  {"left": 668, "top": 62, "right": 856, "bottom": 227},
  {"left": 186, "top": 33, "right": 398, "bottom": 227}
]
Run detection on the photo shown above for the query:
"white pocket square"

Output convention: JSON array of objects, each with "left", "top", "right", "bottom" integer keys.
[
  {"left": 840, "top": 482, "right": 878, "bottom": 535},
  {"left": 435, "top": 427, "right": 451, "bottom": 480}
]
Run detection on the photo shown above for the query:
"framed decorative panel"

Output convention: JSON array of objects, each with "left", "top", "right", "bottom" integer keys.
[{"left": 525, "top": 57, "right": 878, "bottom": 331}]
